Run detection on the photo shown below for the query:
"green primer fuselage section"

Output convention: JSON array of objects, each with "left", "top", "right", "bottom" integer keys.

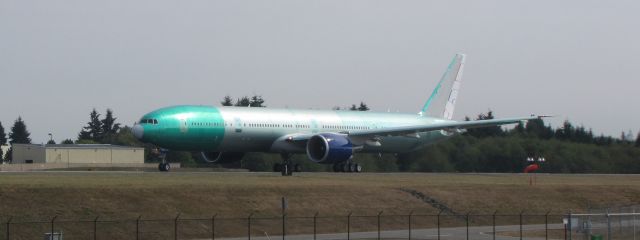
[
  {"left": 139, "top": 105, "right": 452, "bottom": 153},
  {"left": 140, "top": 106, "right": 225, "bottom": 151}
]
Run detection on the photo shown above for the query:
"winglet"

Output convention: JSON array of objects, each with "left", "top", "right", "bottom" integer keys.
[{"left": 420, "top": 54, "right": 466, "bottom": 120}]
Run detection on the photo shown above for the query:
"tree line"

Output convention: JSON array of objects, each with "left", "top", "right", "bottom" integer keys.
[{"left": 2, "top": 95, "right": 639, "bottom": 172}]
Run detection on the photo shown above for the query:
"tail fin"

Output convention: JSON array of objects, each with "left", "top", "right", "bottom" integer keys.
[{"left": 419, "top": 53, "right": 466, "bottom": 120}]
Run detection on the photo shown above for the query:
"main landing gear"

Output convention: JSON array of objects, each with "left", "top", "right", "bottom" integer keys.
[
  {"left": 332, "top": 161, "right": 362, "bottom": 173},
  {"left": 273, "top": 153, "right": 301, "bottom": 176}
]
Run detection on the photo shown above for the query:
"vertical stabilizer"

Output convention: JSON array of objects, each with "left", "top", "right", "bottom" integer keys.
[{"left": 419, "top": 53, "right": 466, "bottom": 120}]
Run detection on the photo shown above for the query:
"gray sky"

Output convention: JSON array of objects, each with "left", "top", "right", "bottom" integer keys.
[{"left": 1, "top": 0, "right": 639, "bottom": 143}]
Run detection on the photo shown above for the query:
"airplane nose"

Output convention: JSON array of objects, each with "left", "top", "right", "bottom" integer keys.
[{"left": 133, "top": 124, "right": 144, "bottom": 140}]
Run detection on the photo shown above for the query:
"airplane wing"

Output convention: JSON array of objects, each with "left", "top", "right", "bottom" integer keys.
[
  {"left": 281, "top": 115, "right": 548, "bottom": 142},
  {"left": 349, "top": 115, "right": 549, "bottom": 138}
]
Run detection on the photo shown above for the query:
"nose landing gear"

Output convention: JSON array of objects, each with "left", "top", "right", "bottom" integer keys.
[{"left": 153, "top": 148, "right": 171, "bottom": 172}]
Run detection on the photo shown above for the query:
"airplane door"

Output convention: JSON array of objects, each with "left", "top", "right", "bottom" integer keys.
[{"left": 234, "top": 118, "right": 243, "bottom": 133}]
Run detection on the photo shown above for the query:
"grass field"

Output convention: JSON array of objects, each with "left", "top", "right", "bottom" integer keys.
[{"left": 1, "top": 171, "right": 640, "bottom": 222}]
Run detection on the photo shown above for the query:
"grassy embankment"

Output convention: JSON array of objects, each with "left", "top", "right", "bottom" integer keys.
[{"left": 1, "top": 172, "right": 639, "bottom": 238}]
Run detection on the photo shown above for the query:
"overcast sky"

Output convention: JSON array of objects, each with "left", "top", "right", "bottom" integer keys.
[{"left": 1, "top": 0, "right": 639, "bottom": 143}]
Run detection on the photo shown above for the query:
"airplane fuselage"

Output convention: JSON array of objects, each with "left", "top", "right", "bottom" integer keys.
[{"left": 135, "top": 105, "right": 454, "bottom": 154}]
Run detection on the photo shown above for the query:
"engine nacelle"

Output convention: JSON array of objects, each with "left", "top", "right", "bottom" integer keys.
[
  {"left": 200, "top": 152, "right": 245, "bottom": 164},
  {"left": 306, "top": 133, "right": 354, "bottom": 164}
]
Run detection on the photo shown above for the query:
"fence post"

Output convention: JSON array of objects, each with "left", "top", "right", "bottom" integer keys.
[
  {"left": 248, "top": 213, "right": 253, "bottom": 240},
  {"left": 519, "top": 211, "right": 524, "bottom": 240},
  {"left": 493, "top": 211, "right": 497, "bottom": 240},
  {"left": 607, "top": 209, "right": 611, "bottom": 240},
  {"left": 93, "top": 216, "right": 99, "bottom": 240},
  {"left": 568, "top": 211, "right": 572, "bottom": 240},
  {"left": 545, "top": 211, "right": 550, "bottom": 240},
  {"left": 634, "top": 207, "right": 636, "bottom": 240},
  {"left": 174, "top": 213, "right": 180, "bottom": 240},
  {"left": 377, "top": 211, "right": 383, "bottom": 240},
  {"left": 136, "top": 215, "right": 142, "bottom": 240},
  {"left": 6, "top": 217, "right": 11, "bottom": 240},
  {"left": 466, "top": 212, "right": 470, "bottom": 240},
  {"left": 313, "top": 212, "right": 318, "bottom": 240},
  {"left": 408, "top": 211, "right": 413, "bottom": 240},
  {"left": 212, "top": 214, "right": 217, "bottom": 240},
  {"left": 437, "top": 210, "right": 443, "bottom": 240},
  {"left": 282, "top": 212, "right": 286, "bottom": 240},
  {"left": 347, "top": 212, "right": 352, "bottom": 240},
  {"left": 51, "top": 215, "right": 58, "bottom": 238}
]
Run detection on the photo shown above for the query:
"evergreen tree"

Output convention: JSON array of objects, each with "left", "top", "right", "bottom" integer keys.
[
  {"left": 0, "top": 121, "right": 6, "bottom": 145},
  {"left": 0, "top": 121, "right": 4, "bottom": 161},
  {"left": 79, "top": 109, "right": 103, "bottom": 142},
  {"left": 9, "top": 117, "right": 31, "bottom": 144},
  {"left": 514, "top": 122, "right": 525, "bottom": 134},
  {"left": 235, "top": 96, "right": 251, "bottom": 107},
  {"left": 465, "top": 111, "right": 503, "bottom": 137},
  {"left": 78, "top": 128, "right": 91, "bottom": 141},
  {"left": 349, "top": 104, "right": 358, "bottom": 111},
  {"left": 357, "top": 102, "right": 370, "bottom": 111},
  {"left": 636, "top": 132, "right": 640, "bottom": 147},
  {"left": 249, "top": 95, "right": 266, "bottom": 107},
  {"left": 221, "top": 95, "right": 234, "bottom": 106},
  {"left": 61, "top": 139, "right": 74, "bottom": 144},
  {"left": 4, "top": 148, "right": 11, "bottom": 162},
  {"left": 101, "top": 109, "right": 121, "bottom": 137}
]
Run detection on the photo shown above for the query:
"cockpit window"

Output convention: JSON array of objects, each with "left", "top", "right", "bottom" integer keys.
[{"left": 140, "top": 119, "right": 158, "bottom": 125}]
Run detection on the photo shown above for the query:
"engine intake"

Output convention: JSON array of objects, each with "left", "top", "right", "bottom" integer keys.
[
  {"left": 306, "top": 133, "right": 353, "bottom": 164},
  {"left": 200, "top": 152, "right": 245, "bottom": 164}
]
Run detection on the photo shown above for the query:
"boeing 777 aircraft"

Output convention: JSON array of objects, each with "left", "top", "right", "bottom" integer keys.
[{"left": 133, "top": 54, "right": 546, "bottom": 175}]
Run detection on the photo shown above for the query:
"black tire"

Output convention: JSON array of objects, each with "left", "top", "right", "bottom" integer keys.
[
  {"left": 342, "top": 163, "right": 350, "bottom": 172},
  {"left": 158, "top": 163, "right": 164, "bottom": 171},
  {"left": 354, "top": 164, "right": 362, "bottom": 173},
  {"left": 348, "top": 163, "right": 356, "bottom": 172},
  {"left": 273, "top": 163, "right": 282, "bottom": 172},
  {"left": 162, "top": 163, "right": 171, "bottom": 172}
]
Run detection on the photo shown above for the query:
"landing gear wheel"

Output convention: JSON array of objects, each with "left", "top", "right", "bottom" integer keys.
[
  {"left": 281, "top": 163, "right": 293, "bottom": 176},
  {"left": 348, "top": 163, "right": 357, "bottom": 172},
  {"left": 279, "top": 153, "right": 294, "bottom": 176},
  {"left": 342, "top": 163, "right": 350, "bottom": 172},
  {"left": 354, "top": 164, "right": 362, "bottom": 173},
  {"left": 159, "top": 163, "right": 171, "bottom": 172}
]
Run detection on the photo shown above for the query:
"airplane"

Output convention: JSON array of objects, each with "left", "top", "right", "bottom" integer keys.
[{"left": 132, "top": 54, "right": 547, "bottom": 175}]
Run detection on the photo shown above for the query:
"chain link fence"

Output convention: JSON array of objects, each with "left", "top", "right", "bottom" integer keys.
[
  {"left": 0, "top": 213, "right": 559, "bottom": 240},
  {"left": 1, "top": 209, "right": 638, "bottom": 240}
]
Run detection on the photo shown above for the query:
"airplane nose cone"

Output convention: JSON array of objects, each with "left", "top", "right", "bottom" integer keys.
[{"left": 133, "top": 124, "right": 144, "bottom": 140}]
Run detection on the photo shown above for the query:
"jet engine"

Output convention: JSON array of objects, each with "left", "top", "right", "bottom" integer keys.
[
  {"left": 306, "top": 133, "right": 354, "bottom": 164},
  {"left": 200, "top": 152, "right": 245, "bottom": 164}
]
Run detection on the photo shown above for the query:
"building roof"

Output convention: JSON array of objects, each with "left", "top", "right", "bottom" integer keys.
[{"left": 11, "top": 144, "right": 144, "bottom": 150}]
